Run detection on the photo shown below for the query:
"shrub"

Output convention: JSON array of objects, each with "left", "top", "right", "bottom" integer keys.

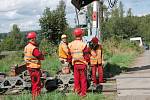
[
  {"left": 39, "top": 39, "right": 57, "bottom": 56},
  {"left": 103, "top": 36, "right": 143, "bottom": 60}
]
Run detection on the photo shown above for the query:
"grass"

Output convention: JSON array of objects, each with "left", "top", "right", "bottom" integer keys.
[
  {"left": 41, "top": 55, "right": 61, "bottom": 75},
  {"left": 4, "top": 91, "right": 106, "bottom": 100},
  {"left": 0, "top": 37, "right": 143, "bottom": 100},
  {"left": 0, "top": 51, "right": 23, "bottom": 72},
  {"left": 0, "top": 51, "right": 116, "bottom": 100},
  {"left": 108, "top": 51, "right": 138, "bottom": 67},
  {"left": 0, "top": 52, "right": 107, "bottom": 100},
  {"left": 102, "top": 37, "right": 143, "bottom": 77},
  {"left": 0, "top": 52, "right": 60, "bottom": 75},
  {"left": 103, "top": 52, "right": 139, "bottom": 77},
  {"left": 103, "top": 37, "right": 143, "bottom": 68}
]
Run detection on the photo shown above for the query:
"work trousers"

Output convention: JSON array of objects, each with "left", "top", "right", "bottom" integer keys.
[
  {"left": 74, "top": 64, "right": 87, "bottom": 96},
  {"left": 27, "top": 67, "right": 42, "bottom": 96},
  {"left": 91, "top": 64, "right": 103, "bottom": 85}
]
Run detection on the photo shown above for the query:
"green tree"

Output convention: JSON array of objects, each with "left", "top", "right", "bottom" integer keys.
[
  {"left": 0, "top": 24, "right": 23, "bottom": 51},
  {"left": 11, "top": 24, "right": 22, "bottom": 50},
  {"left": 39, "top": 0, "right": 68, "bottom": 44},
  {"left": 11, "top": 24, "right": 20, "bottom": 35},
  {"left": 137, "top": 15, "right": 150, "bottom": 43},
  {"left": 127, "top": 8, "right": 133, "bottom": 17},
  {"left": 111, "top": 5, "right": 119, "bottom": 18},
  {"left": 101, "top": 3, "right": 139, "bottom": 40},
  {"left": 119, "top": 1, "right": 124, "bottom": 18}
]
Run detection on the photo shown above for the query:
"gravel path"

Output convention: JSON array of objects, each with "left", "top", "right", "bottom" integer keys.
[{"left": 116, "top": 50, "right": 150, "bottom": 100}]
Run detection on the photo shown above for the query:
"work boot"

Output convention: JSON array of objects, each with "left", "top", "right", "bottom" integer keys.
[{"left": 96, "top": 84, "right": 103, "bottom": 93}]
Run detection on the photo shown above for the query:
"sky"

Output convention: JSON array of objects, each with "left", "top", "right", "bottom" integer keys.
[{"left": 0, "top": 0, "right": 150, "bottom": 33}]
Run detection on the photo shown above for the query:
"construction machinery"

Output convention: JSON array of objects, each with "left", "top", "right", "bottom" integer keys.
[
  {"left": 0, "top": 64, "right": 58, "bottom": 94},
  {"left": 0, "top": 63, "right": 94, "bottom": 95}
]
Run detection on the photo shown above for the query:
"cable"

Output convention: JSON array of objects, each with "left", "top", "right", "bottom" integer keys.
[{"left": 107, "top": 0, "right": 118, "bottom": 8}]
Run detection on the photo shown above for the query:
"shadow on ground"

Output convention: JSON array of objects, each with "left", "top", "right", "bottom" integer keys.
[
  {"left": 103, "top": 62, "right": 126, "bottom": 78},
  {"left": 127, "top": 65, "right": 150, "bottom": 72},
  {"left": 104, "top": 62, "right": 150, "bottom": 78}
]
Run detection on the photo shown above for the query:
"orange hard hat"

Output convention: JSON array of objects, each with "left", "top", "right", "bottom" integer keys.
[
  {"left": 91, "top": 37, "right": 99, "bottom": 44},
  {"left": 26, "top": 32, "right": 37, "bottom": 39},
  {"left": 73, "top": 28, "right": 84, "bottom": 37}
]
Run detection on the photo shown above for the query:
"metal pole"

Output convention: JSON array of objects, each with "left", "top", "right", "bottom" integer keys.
[
  {"left": 92, "top": 0, "right": 99, "bottom": 39},
  {"left": 75, "top": 8, "right": 79, "bottom": 27},
  {"left": 88, "top": 21, "right": 91, "bottom": 37}
]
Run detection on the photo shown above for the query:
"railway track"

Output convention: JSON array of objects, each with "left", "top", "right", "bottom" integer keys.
[
  {"left": 2, "top": 76, "right": 150, "bottom": 100},
  {"left": 96, "top": 76, "right": 150, "bottom": 98}
]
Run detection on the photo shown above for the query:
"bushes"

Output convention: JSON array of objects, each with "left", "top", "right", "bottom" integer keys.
[
  {"left": 103, "top": 37, "right": 143, "bottom": 77},
  {"left": 103, "top": 36, "right": 143, "bottom": 61},
  {"left": 39, "top": 39, "right": 57, "bottom": 56}
]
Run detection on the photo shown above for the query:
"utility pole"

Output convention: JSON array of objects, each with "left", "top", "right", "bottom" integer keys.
[
  {"left": 91, "top": 0, "right": 104, "bottom": 42},
  {"left": 92, "top": 0, "right": 100, "bottom": 39}
]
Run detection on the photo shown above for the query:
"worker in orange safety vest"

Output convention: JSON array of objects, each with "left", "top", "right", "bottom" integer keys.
[
  {"left": 89, "top": 37, "right": 104, "bottom": 86},
  {"left": 58, "top": 34, "right": 70, "bottom": 74},
  {"left": 68, "top": 28, "right": 90, "bottom": 97},
  {"left": 24, "top": 32, "right": 44, "bottom": 100}
]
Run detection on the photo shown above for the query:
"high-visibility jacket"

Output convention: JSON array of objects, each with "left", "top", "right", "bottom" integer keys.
[
  {"left": 24, "top": 43, "right": 41, "bottom": 68},
  {"left": 68, "top": 40, "right": 87, "bottom": 65},
  {"left": 90, "top": 44, "right": 103, "bottom": 65},
  {"left": 58, "top": 41, "right": 69, "bottom": 59}
]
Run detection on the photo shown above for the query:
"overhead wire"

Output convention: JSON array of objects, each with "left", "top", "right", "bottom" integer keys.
[
  {"left": 107, "top": 0, "right": 118, "bottom": 8},
  {"left": 74, "top": 0, "right": 118, "bottom": 28}
]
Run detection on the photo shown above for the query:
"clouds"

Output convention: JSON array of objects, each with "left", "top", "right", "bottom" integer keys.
[
  {"left": 0, "top": 0, "right": 150, "bottom": 33},
  {"left": 0, "top": 0, "right": 66, "bottom": 33},
  {"left": 120, "top": 0, "right": 150, "bottom": 16},
  {"left": 0, "top": 0, "right": 21, "bottom": 12}
]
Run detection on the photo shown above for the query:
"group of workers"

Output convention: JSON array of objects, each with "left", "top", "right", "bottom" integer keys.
[
  {"left": 24, "top": 28, "right": 104, "bottom": 100},
  {"left": 58, "top": 28, "right": 104, "bottom": 97}
]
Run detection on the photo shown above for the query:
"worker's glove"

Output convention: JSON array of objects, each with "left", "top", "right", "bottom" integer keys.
[{"left": 102, "top": 60, "right": 105, "bottom": 66}]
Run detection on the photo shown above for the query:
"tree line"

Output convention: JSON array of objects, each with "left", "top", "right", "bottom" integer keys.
[
  {"left": 101, "top": 1, "right": 150, "bottom": 43},
  {"left": 0, "top": 1, "right": 150, "bottom": 52}
]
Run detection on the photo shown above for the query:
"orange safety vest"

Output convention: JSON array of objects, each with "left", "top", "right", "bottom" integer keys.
[
  {"left": 68, "top": 40, "right": 87, "bottom": 65},
  {"left": 24, "top": 43, "right": 41, "bottom": 68},
  {"left": 90, "top": 45, "right": 103, "bottom": 65},
  {"left": 58, "top": 41, "right": 69, "bottom": 59}
]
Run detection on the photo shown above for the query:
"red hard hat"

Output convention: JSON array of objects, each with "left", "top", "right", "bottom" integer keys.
[
  {"left": 73, "top": 28, "right": 84, "bottom": 37},
  {"left": 26, "top": 32, "right": 37, "bottom": 39},
  {"left": 91, "top": 37, "right": 99, "bottom": 44}
]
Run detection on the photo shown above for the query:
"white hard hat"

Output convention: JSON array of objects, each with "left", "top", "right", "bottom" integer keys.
[{"left": 61, "top": 34, "right": 67, "bottom": 39}]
